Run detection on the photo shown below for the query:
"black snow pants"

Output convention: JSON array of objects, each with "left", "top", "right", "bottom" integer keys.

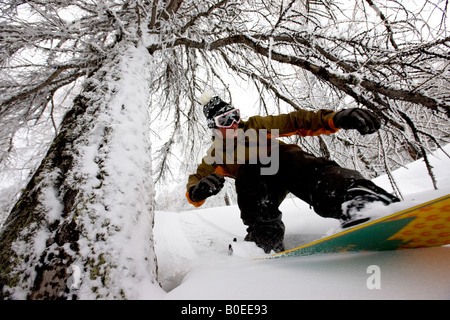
[{"left": 235, "top": 144, "right": 371, "bottom": 253}]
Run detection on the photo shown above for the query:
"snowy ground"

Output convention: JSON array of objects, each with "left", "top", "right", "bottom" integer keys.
[{"left": 154, "top": 146, "right": 450, "bottom": 300}]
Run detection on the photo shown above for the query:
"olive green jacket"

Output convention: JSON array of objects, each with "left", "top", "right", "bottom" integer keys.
[{"left": 186, "top": 109, "right": 339, "bottom": 207}]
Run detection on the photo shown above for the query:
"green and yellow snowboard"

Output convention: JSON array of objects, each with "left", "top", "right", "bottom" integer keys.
[{"left": 270, "top": 194, "right": 450, "bottom": 258}]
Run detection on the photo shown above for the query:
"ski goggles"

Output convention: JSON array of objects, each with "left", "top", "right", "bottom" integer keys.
[{"left": 213, "top": 109, "right": 241, "bottom": 128}]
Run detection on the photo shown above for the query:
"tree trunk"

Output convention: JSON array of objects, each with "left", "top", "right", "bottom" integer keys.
[{"left": 0, "top": 41, "right": 162, "bottom": 299}]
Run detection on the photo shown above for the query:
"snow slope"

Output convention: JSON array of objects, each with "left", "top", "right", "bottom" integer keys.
[{"left": 154, "top": 146, "right": 450, "bottom": 300}]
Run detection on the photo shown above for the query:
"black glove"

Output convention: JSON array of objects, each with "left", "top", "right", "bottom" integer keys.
[
  {"left": 333, "top": 108, "right": 381, "bottom": 135},
  {"left": 189, "top": 173, "right": 225, "bottom": 202}
]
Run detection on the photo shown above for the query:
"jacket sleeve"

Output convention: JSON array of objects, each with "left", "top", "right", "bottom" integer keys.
[{"left": 244, "top": 109, "right": 339, "bottom": 137}]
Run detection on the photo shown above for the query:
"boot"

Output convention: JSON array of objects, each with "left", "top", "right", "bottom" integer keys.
[
  {"left": 243, "top": 220, "right": 285, "bottom": 254},
  {"left": 340, "top": 181, "right": 400, "bottom": 228}
]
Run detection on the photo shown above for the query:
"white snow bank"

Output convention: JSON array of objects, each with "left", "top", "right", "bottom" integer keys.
[{"left": 166, "top": 247, "right": 450, "bottom": 300}]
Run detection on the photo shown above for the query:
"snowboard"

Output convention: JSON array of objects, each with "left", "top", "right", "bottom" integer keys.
[{"left": 268, "top": 194, "right": 450, "bottom": 259}]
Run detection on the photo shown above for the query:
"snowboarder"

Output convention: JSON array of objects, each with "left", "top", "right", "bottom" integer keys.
[{"left": 186, "top": 94, "right": 399, "bottom": 253}]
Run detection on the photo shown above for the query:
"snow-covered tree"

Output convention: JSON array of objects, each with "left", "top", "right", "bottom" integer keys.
[{"left": 0, "top": 0, "right": 449, "bottom": 299}]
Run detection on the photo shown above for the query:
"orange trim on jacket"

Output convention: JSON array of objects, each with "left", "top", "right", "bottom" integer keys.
[
  {"left": 185, "top": 191, "right": 206, "bottom": 208},
  {"left": 213, "top": 165, "right": 232, "bottom": 178}
]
